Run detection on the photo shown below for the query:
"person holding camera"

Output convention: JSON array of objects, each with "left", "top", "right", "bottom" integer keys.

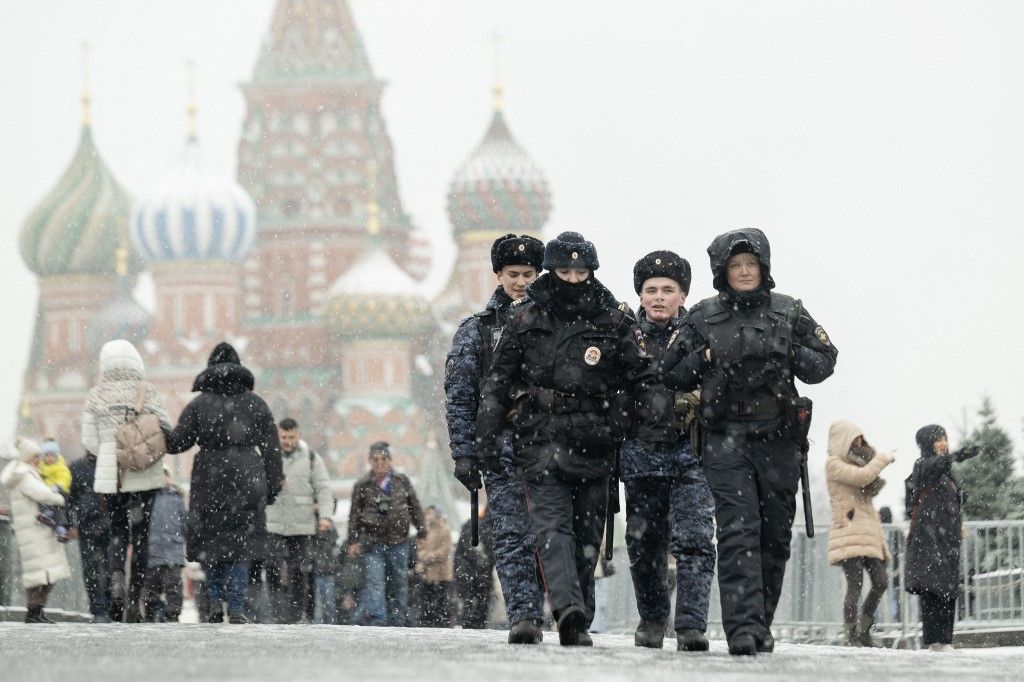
[
  {"left": 347, "top": 442, "right": 426, "bottom": 627},
  {"left": 661, "top": 228, "right": 838, "bottom": 655}
]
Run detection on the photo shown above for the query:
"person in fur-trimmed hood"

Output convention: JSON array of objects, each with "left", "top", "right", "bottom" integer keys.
[
  {"left": 0, "top": 438, "right": 71, "bottom": 623},
  {"left": 825, "top": 420, "right": 894, "bottom": 646},
  {"left": 166, "top": 341, "right": 285, "bottom": 624}
]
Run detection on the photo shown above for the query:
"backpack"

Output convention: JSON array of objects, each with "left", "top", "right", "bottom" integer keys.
[{"left": 115, "top": 382, "right": 167, "bottom": 472}]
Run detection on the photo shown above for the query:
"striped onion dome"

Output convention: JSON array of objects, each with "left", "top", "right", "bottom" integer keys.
[
  {"left": 19, "top": 126, "right": 142, "bottom": 277},
  {"left": 447, "top": 110, "right": 552, "bottom": 235},
  {"left": 327, "top": 234, "right": 432, "bottom": 338},
  {"left": 131, "top": 136, "right": 256, "bottom": 263}
]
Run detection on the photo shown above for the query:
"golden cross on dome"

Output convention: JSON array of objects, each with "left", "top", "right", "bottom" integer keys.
[
  {"left": 491, "top": 32, "right": 503, "bottom": 113},
  {"left": 81, "top": 41, "right": 92, "bottom": 126},
  {"left": 186, "top": 58, "right": 198, "bottom": 138}
]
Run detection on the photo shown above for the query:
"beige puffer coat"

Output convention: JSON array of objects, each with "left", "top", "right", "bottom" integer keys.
[
  {"left": 0, "top": 439, "right": 71, "bottom": 588},
  {"left": 81, "top": 340, "right": 172, "bottom": 494},
  {"left": 826, "top": 420, "right": 894, "bottom": 565}
]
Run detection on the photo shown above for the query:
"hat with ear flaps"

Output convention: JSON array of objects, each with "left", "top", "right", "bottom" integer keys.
[
  {"left": 542, "top": 231, "right": 599, "bottom": 271},
  {"left": 633, "top": 250, "right": 691, "bottom": 294},
  {"left": 491, "top": 234, "right": 544, "bottom": 272}
]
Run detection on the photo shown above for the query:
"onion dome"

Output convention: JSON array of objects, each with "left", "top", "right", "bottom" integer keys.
[
  {"left": 20, "top": 125, "right": 141, "bottom": 277},
  {"left": 328, "top": 203, "right": 431, "bottom": 337},
  {"left": 131, "top": 136, "right": 257, "bottom": 263},
  {"left": 447, "top": 109, "right": 551, "bottom": 235},
  {"left": 86, "top": 249, "right": 151, "bottom": 353}
]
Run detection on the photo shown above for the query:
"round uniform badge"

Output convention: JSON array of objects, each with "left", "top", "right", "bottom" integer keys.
[
  {"left": 584, "top": 346, "right": 601, "bottom": 365},
  {"left": 518, "top": 244, "right": 526, "bottom": 251},
  {"left": 814, "top": 325, "right": 831, "bottom": 346},
  {"left": 571, "top": 251, "right": 579, "bottom": 260}
]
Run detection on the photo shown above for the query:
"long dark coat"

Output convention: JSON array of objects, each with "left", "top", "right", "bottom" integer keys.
[
  {"left": 167, "top": 344, "right": 285, "bottom": 564},
  {"left": 904, "top": 444, "right": 973, "bottom": 596}
]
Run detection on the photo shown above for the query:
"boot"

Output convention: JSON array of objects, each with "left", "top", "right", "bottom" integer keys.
[
  {"left": 843, "top": 623, "right": 861, "bottom": 647},
  {"left": 576, "top": 630, "right": 594, "bottom": 647},
  {"left": 556, "top": 606, "right": 588, "bottom": 647},
  {"left": 758, "top": 630, "right": 775, "bottom": 653},
  {"left": 228, "top": 613, "right": 249, "bottom": 624},
  {"left": 208, "top": 602, "right": 225, "bottom": 624},
  {"left": 728, "top": 633, "right": 758, "bottom": 656},
  {"left": 508, "top": 619, "right": 543, "bottom": 644},
  {"left": 856, "top": 614, "right": 877, "bottom": 647},
  {"left": 634, "top": 620, "right": 667, "bottom": 649},
  {"left": 24, "top": 606, "right": 46, "bottom": 623},
  {"left": 676, "top": 629, "right": 710, "bottom": 652}
]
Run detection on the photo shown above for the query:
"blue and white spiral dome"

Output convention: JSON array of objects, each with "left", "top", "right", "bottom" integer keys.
[{"left": 131, "top": 136, "right": 256, "bottom": 263}]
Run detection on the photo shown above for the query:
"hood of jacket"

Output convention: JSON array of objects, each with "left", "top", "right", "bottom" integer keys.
[
  {"left": 827, "top": 420, "right": 864, "bottom": 460},
  {"left": 707, "top": 227, "right": 775, "bottom": 292},
  {"left": 915, "top": 424, "right": 946, "bottom": 457},
  {"left": 15, "top": 438, "right": 40, "bottom": 463},
  {"left": 99, "top": 339, "right": 145, "bottom": 382},
  {"left": 192, "top": 343, "right": 254, "bottom": 395},
  {"left": 525, "top": 272, "right": 619, "bottom": 319}
]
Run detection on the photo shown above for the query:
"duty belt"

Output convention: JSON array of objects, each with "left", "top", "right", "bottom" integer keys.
[
  {"left": 530, "top": 387, "right": 609, "bottom": 415},
  {"left": 727, "top": 398, "right": 784, "bottom": 421}
]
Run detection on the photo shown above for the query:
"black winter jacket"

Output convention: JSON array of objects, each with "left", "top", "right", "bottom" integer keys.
[
  {"left": 167, "top": 343, "right": 285, "bottom": 563},
  {"left": 476, "top": 273, "right": 672, "bottom": 480},
  {"left": 904, "top": 445, "right": 977, "bottom": 595}
]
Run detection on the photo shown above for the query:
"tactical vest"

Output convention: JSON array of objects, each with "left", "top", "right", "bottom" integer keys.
[{"left": 692, "top": 292, "right": 804, "bottom": 426}]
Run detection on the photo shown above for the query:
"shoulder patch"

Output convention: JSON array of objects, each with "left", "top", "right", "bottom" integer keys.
[
  {"left": 632, "top": 326, "right": 647, "bottom": 353},
  {"left": 814, "top": 325, "right": 831, "bottom": 347}
]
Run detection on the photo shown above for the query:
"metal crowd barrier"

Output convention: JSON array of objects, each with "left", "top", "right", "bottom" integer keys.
[{"left": 600, "top": 519, "right": 1024, "bottom": 648}]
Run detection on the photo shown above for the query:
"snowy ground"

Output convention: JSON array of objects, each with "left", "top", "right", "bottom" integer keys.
[{"left": 2, "top": 624, "right": 1022, "bottom": 682}]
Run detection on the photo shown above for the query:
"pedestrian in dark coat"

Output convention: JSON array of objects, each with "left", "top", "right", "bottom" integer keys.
[
  {"left": 454, "top": 508, "right": 495, "bottom": 629},
  {"left": 67, "top": 452, "right": 111, "bottom": 621},
  {"left": 166, "top": 342, "right": 285, "bottom": 623},
  {"left": 904, "top": 424, "right": 978, "bottom": 650}
]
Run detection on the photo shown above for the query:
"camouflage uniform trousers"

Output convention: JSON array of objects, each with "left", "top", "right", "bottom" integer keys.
[
  {"left": 624, "top": 464, "right": 716, "bottom": 632},
  {"left": 483, "top": 462, "right": 545, "bottom": 626}
]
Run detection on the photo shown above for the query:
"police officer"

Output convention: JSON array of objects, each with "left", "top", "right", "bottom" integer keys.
[
  {"left": 476, "top": 231, "right": 672, "bottom": 647},
  {"left": 662, "top": 228, "right": 838, "bottom": 656},
  {"left": 444, "top": 233, "right": 547, "bottom": 644},
  {"left": 622, "top": 251, "right": 716, "bottom": 652}
]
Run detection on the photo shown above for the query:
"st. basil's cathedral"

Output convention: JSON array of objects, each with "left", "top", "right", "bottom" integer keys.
[{"left": 16, "top": 0, "right": 552, "bottom": 512}]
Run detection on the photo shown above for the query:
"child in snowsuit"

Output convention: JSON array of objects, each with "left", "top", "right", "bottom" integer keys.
[{"left": 36, "top": 439, "right": 71, "bottom": 543}]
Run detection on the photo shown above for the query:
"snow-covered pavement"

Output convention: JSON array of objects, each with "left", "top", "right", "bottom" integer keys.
[{"left": 1, "top": 623, "right": 1020, "bottom": 681}]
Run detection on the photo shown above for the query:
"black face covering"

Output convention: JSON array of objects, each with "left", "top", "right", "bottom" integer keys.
[
  {"left": 722, "top": 286, "right": 770, "bottom": 310},
  {"left": 548, "top": 274, "right": 597, "bottom": 321}
]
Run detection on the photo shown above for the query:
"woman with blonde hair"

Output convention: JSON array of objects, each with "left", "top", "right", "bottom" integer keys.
[{"left": 825, "top": 420, "right": 894, "bottom": 646}]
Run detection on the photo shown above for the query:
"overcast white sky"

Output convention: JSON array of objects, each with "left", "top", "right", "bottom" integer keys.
[{"left": 1, "top": 1, "right": 1022, "bottom": 511}]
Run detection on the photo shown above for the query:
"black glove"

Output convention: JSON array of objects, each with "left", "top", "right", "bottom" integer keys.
[
  {"left": 480, "top": 452, "right": 503, "bottom": 475},
  {"left": 453, "top": 457, "right": 483, "bottom": 492},
  {"left": 954, "top": 446, "right": 980, "bottom": 462}
]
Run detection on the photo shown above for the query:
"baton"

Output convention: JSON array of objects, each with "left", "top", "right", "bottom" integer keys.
[{"left": 471, "top": 489, "right": 479, "bottom": 547}]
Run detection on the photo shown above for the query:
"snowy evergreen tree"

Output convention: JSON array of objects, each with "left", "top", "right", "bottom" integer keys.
[{"left": 955, "top": 396, "right": 1019, "bottom": 520}]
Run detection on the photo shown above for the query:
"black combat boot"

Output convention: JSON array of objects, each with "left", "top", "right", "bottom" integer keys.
[
  {"left": 508, "top": 619, "right": 543, "bottom": 644},
  {"left": 556, "top": 606, "right": 588, "bottom": 647},
  {"left": 856, "top": 615, "right": 877, "bottom": 647},
  {"left": 634, "top": 620, "right": 666, "bottom": 648},
  {"left": 677, "top": 629, "right": 710, "bottom": 652},
  {"left": 758, "top": 630, "right": 775, "bottom": 653},
  {"left": 208, "top": 602, "right": 225, "bottom": 624},
  {"left": 728, "top": 633, "right": 758, "bottom": 656},
  {"left": 228, "top": 612, "right": 248, "bottom": 624}
]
